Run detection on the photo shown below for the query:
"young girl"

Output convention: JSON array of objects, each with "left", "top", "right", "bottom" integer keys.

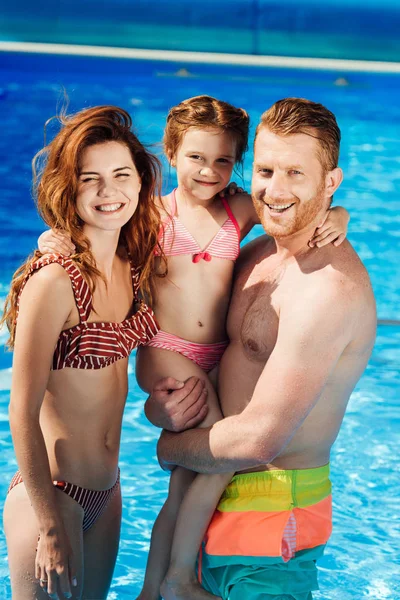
[
  {"left": 38, "top": 95, "right": 350, "bottom": 600},
  {"left": 2, "top": 105, "right": 163, "bottom": 600}
]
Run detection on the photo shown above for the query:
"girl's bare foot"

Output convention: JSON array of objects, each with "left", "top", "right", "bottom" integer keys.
[
  {"left": 136, "top": 590, "right": 161, "bottom": 600},
  {"left": 160, "top": 569, "right": 221, "bottom": 600}
]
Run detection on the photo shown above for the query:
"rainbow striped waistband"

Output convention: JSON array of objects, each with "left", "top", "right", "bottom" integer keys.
[{"left": 204, "top": 464, "right": 332, "bottom": 561}]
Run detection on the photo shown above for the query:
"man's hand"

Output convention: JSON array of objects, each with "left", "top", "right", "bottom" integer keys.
[{"left": 144, "top": 376, "right": 208, "bottom": 432}]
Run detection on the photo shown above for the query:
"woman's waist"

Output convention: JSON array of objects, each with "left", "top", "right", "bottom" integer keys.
[{"left": 45, "top": 432, "right": 121, "bottom": 490}]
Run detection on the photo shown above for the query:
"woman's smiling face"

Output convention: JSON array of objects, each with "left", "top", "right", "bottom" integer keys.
[{"left": 76, "top": 141, "right": 141, "bottom": 232}]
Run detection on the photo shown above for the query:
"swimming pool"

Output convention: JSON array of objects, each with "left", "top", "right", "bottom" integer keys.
[{"left": 0, "top": 51, "right": 399, "bottom": 599}]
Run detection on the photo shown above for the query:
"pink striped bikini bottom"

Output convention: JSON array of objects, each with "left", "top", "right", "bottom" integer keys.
[
  {"left": 8, "top": 469, "right": 120, "bottom": 532},
  {"left": 145, "top": 330, "right": 228, "bottom": 372}
]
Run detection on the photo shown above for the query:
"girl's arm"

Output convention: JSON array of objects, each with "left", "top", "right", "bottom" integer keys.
[
  {"left": 38, "top": 229, "right": 75, "bottom": 256},
  {"left": 9, "top": 265, "right": 77, "bottom": 597},
  {"left": 309, "top": 205, "right": 350, "bottom": 248}
]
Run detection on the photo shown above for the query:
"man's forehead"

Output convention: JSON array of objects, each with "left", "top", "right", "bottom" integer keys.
[{"left": 254, "top": 127, "right": 321, "bottom": 161}]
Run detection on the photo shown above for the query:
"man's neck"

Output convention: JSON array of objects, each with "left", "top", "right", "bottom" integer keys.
[{"left": 273, "top": 223, "right": 319, "bottom": 260}]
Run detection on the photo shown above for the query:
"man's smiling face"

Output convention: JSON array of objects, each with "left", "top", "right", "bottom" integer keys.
[{"left": 252, "top": 127, "right": 332, "bottom": 239}]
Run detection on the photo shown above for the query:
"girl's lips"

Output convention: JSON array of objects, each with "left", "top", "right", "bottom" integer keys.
[{"left": 194, "top": 180, "right": 219, "bottom": 186}]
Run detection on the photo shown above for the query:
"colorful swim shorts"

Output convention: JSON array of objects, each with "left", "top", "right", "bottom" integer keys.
[{"left": 199, "top": 464, "right": 332, "bottom": 600}]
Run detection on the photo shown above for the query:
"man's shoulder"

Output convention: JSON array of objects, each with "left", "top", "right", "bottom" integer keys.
[
  {"left": 298, "top": 241, "right": 375, "bottom": 317},
  {"left": 236, "top": 234, "right": 274, "bottom": 265}
]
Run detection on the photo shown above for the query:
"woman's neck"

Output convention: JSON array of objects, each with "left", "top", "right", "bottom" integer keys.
[{"left": 82, "top": 226, "right": 121, "bottom": 281}]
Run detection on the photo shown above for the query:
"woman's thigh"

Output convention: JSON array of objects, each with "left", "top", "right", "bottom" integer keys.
[
  {"left": 4, "top": 482, "right": 84, "bottom": 600},
  {"left": 82, "top": 483, "right": 122, "bottom": 600}
]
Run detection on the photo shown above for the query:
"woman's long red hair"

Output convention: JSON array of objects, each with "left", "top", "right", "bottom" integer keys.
[{"left": 2, "top": 105, "right": 165, "bottom": 348}]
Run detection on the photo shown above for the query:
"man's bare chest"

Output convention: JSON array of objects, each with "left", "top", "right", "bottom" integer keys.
[{"left": 227, "top": 260, "right": 284, "bottom": 362}]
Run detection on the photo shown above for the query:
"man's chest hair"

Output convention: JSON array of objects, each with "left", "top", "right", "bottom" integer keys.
[{"left": 228, "top": 265, "right": 281, "bottom": 362}]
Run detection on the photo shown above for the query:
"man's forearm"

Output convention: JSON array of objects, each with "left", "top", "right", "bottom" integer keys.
[{"left": 158, "top": 413, "right": 276, "bottom": 474}]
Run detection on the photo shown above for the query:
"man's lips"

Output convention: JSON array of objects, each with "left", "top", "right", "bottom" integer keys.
[{"left": 262, "top": 201, "right": 295, "bottom": 213}]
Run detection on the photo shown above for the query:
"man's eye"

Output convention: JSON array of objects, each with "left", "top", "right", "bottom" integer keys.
[
  {"left": 258, "top": 169, "right": 272, "bottom": 175},
  {"left": 290, "top": 170, "right": 302, "bottom": 175}
]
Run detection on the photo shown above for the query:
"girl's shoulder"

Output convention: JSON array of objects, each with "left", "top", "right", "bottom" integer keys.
[{"left": 222, "top": 192, "right": 259, "bottom": 231}]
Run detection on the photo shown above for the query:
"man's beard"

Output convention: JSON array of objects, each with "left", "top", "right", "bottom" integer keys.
[{"left": 252, "top": 182, "right": 327, "bottom": 239}]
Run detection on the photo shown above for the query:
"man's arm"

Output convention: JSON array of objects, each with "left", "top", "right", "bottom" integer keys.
[{"left": 158, "top": 276, "right": 357, "bottom": 473}]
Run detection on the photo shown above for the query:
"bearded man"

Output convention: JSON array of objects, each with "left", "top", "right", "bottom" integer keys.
[{"left": 148, "top": 98, "right": 377, "bottom": 599}]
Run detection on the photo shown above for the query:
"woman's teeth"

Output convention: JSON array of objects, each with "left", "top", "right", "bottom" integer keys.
[{"left": 96, "top": 203, "right": 123, "bottom": 212}]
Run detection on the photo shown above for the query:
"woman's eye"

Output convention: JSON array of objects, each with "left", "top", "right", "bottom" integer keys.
[
  {"left": 116, "top": 173, "right": 129, "bottom": 178},
  {"left": 81, "top": 177, "right": 96, "bottom": 183}
]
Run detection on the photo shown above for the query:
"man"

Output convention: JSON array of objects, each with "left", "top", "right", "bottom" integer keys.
[{"left": 146, "top": 98, "right": 376, "bottom": 599}]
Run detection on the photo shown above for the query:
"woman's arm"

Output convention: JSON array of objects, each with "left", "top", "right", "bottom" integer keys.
[{"left": 10, "top": 264, "right": 76, "bottom": 595}]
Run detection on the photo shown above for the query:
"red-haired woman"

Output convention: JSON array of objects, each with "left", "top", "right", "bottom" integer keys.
[{"left": 2, "top": 106, "right": 162, "bottom": 600}]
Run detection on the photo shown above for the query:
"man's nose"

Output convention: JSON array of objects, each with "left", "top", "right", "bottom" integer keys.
[{"left": 266, "top": 174, "right": 290, "bottom": 200}]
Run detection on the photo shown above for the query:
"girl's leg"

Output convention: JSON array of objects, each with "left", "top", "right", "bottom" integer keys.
[
  {"left": 82, "top": 482, "right": 122, "bottom": 599},
  {"left": 137, "top": 467, "right": 196, "bottom": 600},
  {"left": 4, "top": 482, "right": 84, "bottom": 600},
  {"left": 161, "top": 471, "right": 232, "bottom": 600},
  {"left": 136, "top": 346, "right": 225, "bottom": 600}
]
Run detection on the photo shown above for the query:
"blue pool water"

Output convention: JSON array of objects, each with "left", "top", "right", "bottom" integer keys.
[{"left": 0, "top": 52, "right": 399, "bottom": 599}]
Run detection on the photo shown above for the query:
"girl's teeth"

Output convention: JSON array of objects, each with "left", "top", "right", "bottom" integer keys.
[{"left": 97, "top": 203, "right": 122, "bottom": 212}]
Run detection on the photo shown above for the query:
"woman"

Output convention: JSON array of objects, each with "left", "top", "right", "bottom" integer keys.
[{"left": 2, "top": 105, "right": 162, "bottom": 600}]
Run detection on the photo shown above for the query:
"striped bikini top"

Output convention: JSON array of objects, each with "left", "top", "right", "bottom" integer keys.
[
  {"left": 17, "top": 254, "right": 159, "bottom": 370},
  {"left": 155, "top": 189, "right": 241, "bottom": 263}
]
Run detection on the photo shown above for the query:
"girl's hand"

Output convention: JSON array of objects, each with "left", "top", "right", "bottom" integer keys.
[
  {"left": 35, "top": 525, "right": 77, "bottom": 599},
  {"left": 219, "top": 182, "right": 246, "bottom": 197},
  {"left": 38, "top": 230, "right": 75, "bottom": 256},
  {"left": 309, "top": 206, "right": 350, "bottom": 248}
]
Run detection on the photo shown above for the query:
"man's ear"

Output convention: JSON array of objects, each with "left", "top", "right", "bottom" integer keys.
[{"left": 325, "top": 167, "right": 343, "bottom": 197}]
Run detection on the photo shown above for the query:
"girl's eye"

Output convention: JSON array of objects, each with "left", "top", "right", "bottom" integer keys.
[
  {"left": 81, "top": 177, "right": 97, "bottom": 183},
  {"left": 190, "top": 155, "right": 202, "bottom": 160},
  {"left": 217, "top": 158, "right": 230, "bottom": 164}
]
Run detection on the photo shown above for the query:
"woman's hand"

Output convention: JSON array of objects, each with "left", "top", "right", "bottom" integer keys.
[
  {"left": 35, "top": 524, "right": 77, "bottom": 599},
  {"left": 309, "top": 206, "right": 350, "bottom": 248},
  {"left": 38, "top": 230, "right": 75, "bottom": 256},
  {"left": 219, "top": 181, "right": 246, "bottom": 197}
]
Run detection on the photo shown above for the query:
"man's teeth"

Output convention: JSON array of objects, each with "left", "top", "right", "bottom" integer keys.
[
  {"left": 267, "top": 203, "right": 293, "bottom": 211},
  {"left": 96, "top": 203, "right": 123, "bottom": 212}
]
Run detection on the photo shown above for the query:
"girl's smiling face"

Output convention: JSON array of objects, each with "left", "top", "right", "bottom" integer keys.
[
  {"left": 172, "top": 127, "right": 237, "bottom": 201},
  {"left": 76, "top": 141, "right": 141, "bottom": 232}
]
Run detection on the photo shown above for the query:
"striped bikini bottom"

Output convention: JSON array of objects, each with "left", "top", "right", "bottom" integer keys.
[
  {"left": 145, "top": 329, "right": 228, "bottom": 372},
  {"left": 199, "top": 464, "right": 332, "bottom": 599},
  {"left": 8, "top": 469, "right": 120, "bottom": 532}
]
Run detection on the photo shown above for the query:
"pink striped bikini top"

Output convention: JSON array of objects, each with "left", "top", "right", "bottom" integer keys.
[
  {"left": 17, "top": 255, "right": 159, "bottom": 370},
  {"left": 155, "top": 189, "right": 241, "bottom": 263}
]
